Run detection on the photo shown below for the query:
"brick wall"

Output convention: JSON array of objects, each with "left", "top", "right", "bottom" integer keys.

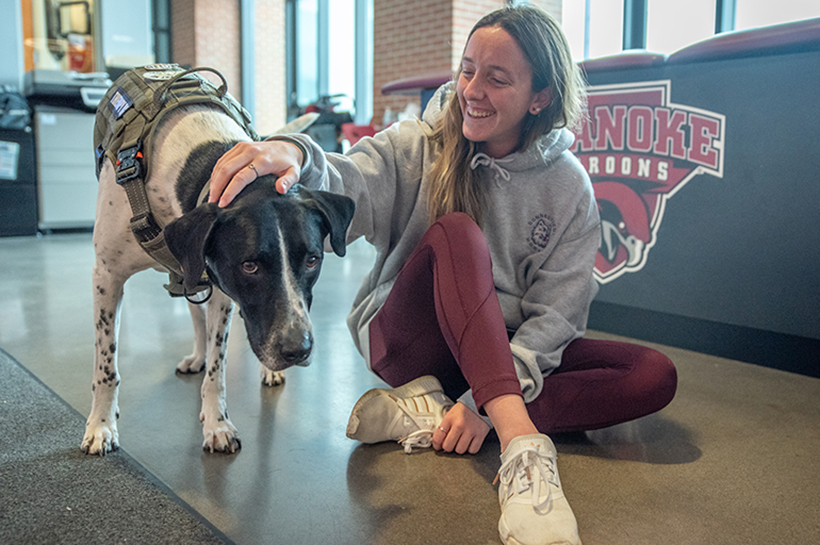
[
  {"left": 372, "top": 0, "right": 455, "bottom": 123},
  {"left": 171, "top": 0, "right": 242, "bottom": 108},
  {"left": 195, "top": 0, "right": 242, "bottom": 99},
  {"left": 171, "top": 0, "right": 196, "bottom": 69},
  {"left": 253, "top": 0, "right": 287, "bottom": 134}
]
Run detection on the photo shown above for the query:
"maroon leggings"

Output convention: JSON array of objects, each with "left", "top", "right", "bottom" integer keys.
[{"left": 369, "top": 213, "right": 677, "bottom": 434}]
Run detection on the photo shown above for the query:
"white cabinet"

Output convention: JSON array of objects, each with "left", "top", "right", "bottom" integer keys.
[{"left": 35, "top": 108, "right": 97, "bottom": 230}]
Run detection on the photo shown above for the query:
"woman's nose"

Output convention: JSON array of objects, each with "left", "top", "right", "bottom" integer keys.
[{"left": 462, "top": 75, "right": 484, "bottom": 99}]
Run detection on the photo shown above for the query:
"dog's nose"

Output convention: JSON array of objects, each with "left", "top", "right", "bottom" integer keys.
[{"left": 280, "top": 331, "right": 312, "bottom": 365}]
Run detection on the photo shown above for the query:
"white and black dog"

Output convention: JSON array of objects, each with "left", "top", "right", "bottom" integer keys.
[{"left": 82, "top": 104, "right": 354, "bottom": 455}]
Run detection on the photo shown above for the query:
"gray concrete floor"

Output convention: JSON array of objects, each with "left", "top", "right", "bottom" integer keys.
[{"left": 1, "top": 232, "right": 819, "bottom": 545}]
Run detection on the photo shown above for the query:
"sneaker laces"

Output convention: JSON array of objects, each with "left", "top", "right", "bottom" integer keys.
[
  {"left": 494, "top": 446, "right": 558, "bottom": 514},
  {"left": 393, "top": 396, "right": 441, "bottom": 454},
  {"left": 398, "top": 429, "right": 433, "bottom": 453}
]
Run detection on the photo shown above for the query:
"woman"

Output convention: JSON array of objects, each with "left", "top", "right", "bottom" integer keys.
[{"left": 209, "top": 6, "right": 677, "bottom": 545}]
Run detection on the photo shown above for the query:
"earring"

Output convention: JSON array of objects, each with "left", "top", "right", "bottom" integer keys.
[{"left": 531, "top": 107, "right": 541, "bottom": 114}]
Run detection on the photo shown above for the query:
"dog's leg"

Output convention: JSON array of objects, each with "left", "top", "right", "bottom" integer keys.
[
  {"left": 261, "top": 367, "right": 286, "bottom": 387},
  {"left": 177, "top": 301, "right": 207, "bottom": 373},
  {"left": 200, "top": 289, "right": 241, "bottom": 453},
  {"left": 82, "top": 265, "right": 125, "bottom": 455}
]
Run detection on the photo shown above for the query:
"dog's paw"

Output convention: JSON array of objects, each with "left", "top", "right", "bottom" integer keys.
[
  {"left": 176, "top": 353, "right": 206, "bottom": 374},
  {"left": 202, "top": 418, "right": 241, "bottom": 454},
  {"left": 81, "top": 423, "right": 120, "bottom": 456},
  {"left": 261, "top": 368, "right": 285, "bottom": 387}
]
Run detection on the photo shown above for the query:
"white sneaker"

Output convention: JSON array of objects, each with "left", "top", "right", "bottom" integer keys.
[
  {"left": 495, "top": 434, "right": 581, "bottom": 545},
  {"left": 346, "top": 375, "right": 454, "bottom": 453}
]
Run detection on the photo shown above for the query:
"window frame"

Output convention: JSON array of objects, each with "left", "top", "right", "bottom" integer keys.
[{"left": 151, "top": 0, "right": 172, "bottom": 64}]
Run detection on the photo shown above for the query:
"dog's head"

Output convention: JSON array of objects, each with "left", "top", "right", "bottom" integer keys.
[{"left": 164, "top": 178, "right": 355, "bottom": 371}]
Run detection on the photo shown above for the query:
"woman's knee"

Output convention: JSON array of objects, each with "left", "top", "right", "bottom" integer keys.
[
  {"left": 564, "top": 339, "right": 678, "bottom": 413},
  {"left": 425, "top": 212, "right": 493, "bottom": 272},
  {"left": 431, "top": 212, "right": 484, "bottom": 246},
  {"left": 631, "top": 346, "right": 678, "bottom": 412}
]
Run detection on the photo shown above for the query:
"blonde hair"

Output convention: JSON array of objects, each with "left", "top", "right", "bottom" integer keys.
[{"left": 427, "top": 5, "right": 587, "bottom": 225}]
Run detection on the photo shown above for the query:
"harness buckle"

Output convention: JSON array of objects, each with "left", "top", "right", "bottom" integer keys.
[
  {"left": 116, "top": 143, "right": 143, "bottom": 184},
  {"left": 129, "top": 212, "right": 161, "bottom": 242}
]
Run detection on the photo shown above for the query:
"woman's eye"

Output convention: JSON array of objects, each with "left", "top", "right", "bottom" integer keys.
[
  {"left": 306, "top": 255, "right": 320, "bottom": 269},
  {"left": 242, "top": 261, "right": 259, "bottom": 274}
]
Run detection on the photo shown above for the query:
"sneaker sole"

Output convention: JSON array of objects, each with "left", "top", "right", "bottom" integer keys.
[
  {"left": 346, "top": 375, "right": 445, "bottom": 440},
  {"left": 499, "top": 516, "right": 582, "bottom": 545}
]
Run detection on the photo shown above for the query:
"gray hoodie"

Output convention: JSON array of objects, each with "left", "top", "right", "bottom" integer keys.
[{"left": 290, "top": 83, "right": 600, "bottom": 407}]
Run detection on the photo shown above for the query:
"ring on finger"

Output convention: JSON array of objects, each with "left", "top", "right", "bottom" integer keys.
[{"left": 247, "top": 163, "right": 259, "bottom": 179}]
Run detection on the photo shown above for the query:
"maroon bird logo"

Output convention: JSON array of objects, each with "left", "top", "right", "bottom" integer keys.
[{"left": 571, "top": 81, "right": 726, "bottom": 283}]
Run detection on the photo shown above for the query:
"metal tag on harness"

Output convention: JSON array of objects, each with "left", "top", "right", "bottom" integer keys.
[
  {"left": 143, "top": 63, "right": 179, "bottom": 71},
  {"left": 143, "top": 70, "right": 186, "bottom": 81}
]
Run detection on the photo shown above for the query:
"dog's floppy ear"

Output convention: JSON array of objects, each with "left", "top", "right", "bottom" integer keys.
[
  {"left": 164, "top": 203, "right": 220, "bottom": 292},
  {"left": 301, "top": 189, "right": 355, "bottom": 257}
]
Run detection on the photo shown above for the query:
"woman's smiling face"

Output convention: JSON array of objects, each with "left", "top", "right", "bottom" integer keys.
[{"left": 457, "top": 26, "right": 550, "bottom": 158}]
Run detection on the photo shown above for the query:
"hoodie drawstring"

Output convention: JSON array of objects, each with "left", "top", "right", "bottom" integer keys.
[{"left": 470, "top": 152, "right": 513, "bottom": 184}]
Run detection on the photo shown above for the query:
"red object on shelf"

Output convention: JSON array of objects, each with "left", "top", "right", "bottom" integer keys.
[{"left": 341, "top": 123, "right": 377, "bottom": 146}]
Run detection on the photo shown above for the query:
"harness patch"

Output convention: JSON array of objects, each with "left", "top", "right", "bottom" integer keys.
[
  {"left": 143, "top": 63, "right": 178, "bottom": 71},
  {"left": 109, "top": 88, "right": 133, "bottom": 119},
  {"left": 143, "top": 70, "right": 185, "bottom": 81}
]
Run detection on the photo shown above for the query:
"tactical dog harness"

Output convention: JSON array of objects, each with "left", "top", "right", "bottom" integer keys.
[{"left": 94, "top": 64, "right": 258, "bottom": 298}]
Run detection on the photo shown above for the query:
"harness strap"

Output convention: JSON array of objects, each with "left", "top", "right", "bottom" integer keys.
[
  {"left": 114, "top": 118, "right": 181, "bottom": 275},
  {"left": 162, "top": 181, "right": 215, "bottom": 301}
]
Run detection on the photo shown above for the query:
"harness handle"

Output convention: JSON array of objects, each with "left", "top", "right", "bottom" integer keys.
[{"left": 152, "top": 66, "right": 229, "bottom": 113}]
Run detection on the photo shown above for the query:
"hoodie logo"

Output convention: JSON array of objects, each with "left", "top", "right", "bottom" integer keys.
[
  {"left": 528, "top": 214, "right": 555, "bottom": 251},
  {"left": 571, "top": 80, "right": 726, "bottom": 283}
]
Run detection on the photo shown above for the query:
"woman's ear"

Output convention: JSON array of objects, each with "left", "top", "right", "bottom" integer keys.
[{"left": 530, "top": 87, "right": 553, "bottom": 115}]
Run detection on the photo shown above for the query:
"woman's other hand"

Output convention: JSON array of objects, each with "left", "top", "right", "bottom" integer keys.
[
  {"left": 209, "top": 140, "right": 304, "bottom": 207},
  {"left": 432, "top": 402, "right": 491, "bottom": 454}
]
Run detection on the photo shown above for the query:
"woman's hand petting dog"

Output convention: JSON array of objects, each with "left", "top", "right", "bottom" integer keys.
[{"left": 209, "top": 140, "right": 304, "bottom": 207}]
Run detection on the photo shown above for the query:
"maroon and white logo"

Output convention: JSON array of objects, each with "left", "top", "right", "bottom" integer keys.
[{"left": 571, "top": 80, "right": 726, "bottom": 283}]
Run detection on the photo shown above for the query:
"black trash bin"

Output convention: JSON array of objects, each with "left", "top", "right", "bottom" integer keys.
[{"left": 0, "top": 87, "right": 37, "bottom": 237}]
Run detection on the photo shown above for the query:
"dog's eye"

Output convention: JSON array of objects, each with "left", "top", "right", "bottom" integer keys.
[
  {"left": 305, "top": 255, "right": 320, "bottom": 269},
  {"left": 242, "top": 261, "right": 259, "bottom": 274}
]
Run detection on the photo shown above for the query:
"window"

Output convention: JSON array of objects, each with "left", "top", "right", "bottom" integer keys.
[
  {"left": 563, "top": 0, "right": 820, "bottom": 61},
  {"left": 563, "top": 0, "right": 625, "bottom": 61},
  {"left": 646, "top": 0, "right": 716, "bottom": 54},
  {"left": 286, "top": 0, "right": 370, "bottom": 123},
  {"left": 292, "top": 0, "right": 319, "bottom": 107},
  {"left": 327, "top": 0, "right": 356, "bottom": 113},
  {"left": 735, "top": 0, "right": 820, "bottom": 30}
]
